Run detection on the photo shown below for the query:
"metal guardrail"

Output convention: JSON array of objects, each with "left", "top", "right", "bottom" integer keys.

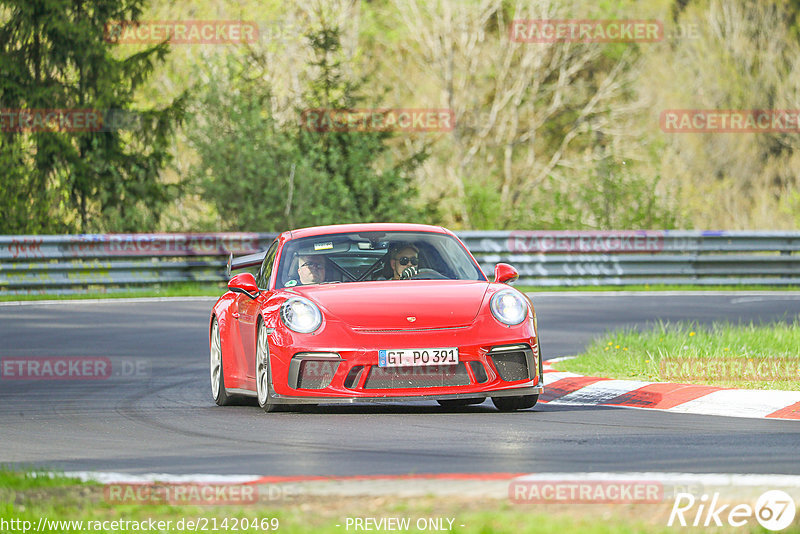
[
  {"left": 1, "top": 231, "right": 798, "bottom": 294},
  {"left": 0, "top": 234, "right": 274, "bottom": 294},
  {"left": 459, "top": 230, "right": 800, "bottom": 287}
]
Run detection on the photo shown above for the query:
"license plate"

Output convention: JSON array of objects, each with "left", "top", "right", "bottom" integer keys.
[{"left": 378, "top": 348, "right": 459, "bottom": 367}]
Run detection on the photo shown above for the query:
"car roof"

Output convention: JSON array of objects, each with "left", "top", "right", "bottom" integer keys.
[{"left": 281, "top": 223, "right": 452, "bottom": 241}]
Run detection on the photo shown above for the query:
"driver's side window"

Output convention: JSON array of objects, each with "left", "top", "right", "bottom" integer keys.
[{"left": 256, "top": 241, "right": 279, "bottom": 289}]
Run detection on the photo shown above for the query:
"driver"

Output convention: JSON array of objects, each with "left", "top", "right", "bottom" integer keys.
[
  {"left": 285, "top": 254, "right": 326, "bottom": 287},
  {"left": 388, "top": 243, "right": 420, "bottom": 280}
]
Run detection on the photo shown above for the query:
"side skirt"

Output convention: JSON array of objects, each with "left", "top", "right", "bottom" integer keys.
[{"left": 227, "top": 387, "right": 258, "bottom": 398}]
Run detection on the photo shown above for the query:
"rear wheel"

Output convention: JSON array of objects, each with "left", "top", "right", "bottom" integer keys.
[
  {"left": 491, "top": 394, "right": 538, "bottom": 412},
  {"left": 210, "top": 318, "right": 233, "bottom": 406},
  {"left": 437, "top": 398, "right": 485, "bottom": 408},
  {"left": 256, "top": 321, "right": 282, "bottom": 413}
]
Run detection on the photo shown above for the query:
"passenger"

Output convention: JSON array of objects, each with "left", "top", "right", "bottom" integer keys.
[{"left": 285, "top": 255, "right": 326, "bottom": 286}]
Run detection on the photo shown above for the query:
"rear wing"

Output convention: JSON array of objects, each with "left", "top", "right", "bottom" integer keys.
[{"left": 225, "top": 251, "right": 266, "bottom": 278}]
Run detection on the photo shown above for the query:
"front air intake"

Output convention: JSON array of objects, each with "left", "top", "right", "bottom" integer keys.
[
  {"left": 297, "top": 360, "right": 338, "bottom": 389},
  {"left": 288, "top": 353, "right": 340, "bottom": 390},
  {"left": 489, "top": 345, "right": 533, "bottom": 382}
]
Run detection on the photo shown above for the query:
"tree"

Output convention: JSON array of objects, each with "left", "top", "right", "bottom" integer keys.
[
  {"left": 0, "top": 0, "right": 185, "bottom": 233},
  {"left": 384, "top": 0, "right": 672, "bottom": 230},
  {"left": 189, "top": 7, "right": 428, "bottom": 232},
  {"left": 187, "top": 56, "right": 308, "bottom": 232},
  {"left": 296, "top": 23, "right": 428, "bottom": 225},
  {"left": 644, "top": 0, "right": 800, "bottom": 228}
]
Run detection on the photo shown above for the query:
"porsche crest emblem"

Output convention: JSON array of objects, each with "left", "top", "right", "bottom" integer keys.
[{"left": 406, "top": 316, "right": 417, "bottom": 323}]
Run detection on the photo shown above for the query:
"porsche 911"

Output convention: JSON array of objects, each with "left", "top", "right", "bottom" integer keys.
[{"left": 209, "top": 223, "right": 543, "bottom": 412}]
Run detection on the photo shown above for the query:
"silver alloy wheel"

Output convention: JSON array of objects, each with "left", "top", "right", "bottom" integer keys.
[
  {"left": 210, "top": 319, "right": 222, "bottom": 400},
  {"left": 256, "top": 322, "right": 270, "bottom": 407}
]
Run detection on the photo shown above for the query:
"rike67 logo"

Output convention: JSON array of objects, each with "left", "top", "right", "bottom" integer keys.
[{"left": 668, "top": 490, "right": 796, "bottom": 531}]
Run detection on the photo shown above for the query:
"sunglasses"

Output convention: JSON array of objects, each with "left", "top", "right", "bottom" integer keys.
[
  {"left": 301, "top": 261, "right": 324, "bottom": 269},
  {"left": 394, "top": 256, "right": 419, "bottom": 266}
]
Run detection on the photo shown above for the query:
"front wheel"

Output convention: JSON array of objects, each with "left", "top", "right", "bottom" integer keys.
[
  {"left": 256, "top": 321, "right": 282, "bottom": 412},
  {"left": 491, "top": 394, "right": 538, "bottom": 412},
  {"left": 210, "top": 318, "right": 233, "bottom": 406}
]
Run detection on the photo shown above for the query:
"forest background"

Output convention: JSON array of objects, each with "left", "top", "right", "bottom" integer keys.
[{"left": 2, "top": 0, "right": 800, "bottom": 235}]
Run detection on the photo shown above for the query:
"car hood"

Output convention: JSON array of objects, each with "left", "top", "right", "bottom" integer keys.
[{"left": 293, "top": 281, "right": 489, "bottom": 329}]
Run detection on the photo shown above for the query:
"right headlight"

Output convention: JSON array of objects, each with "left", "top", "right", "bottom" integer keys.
[
  {"left": 490, "top": 289, "right": 528, "bottom": 326},
  {"left": 280, "top": 297, "right": 322, "bottom": 333}
]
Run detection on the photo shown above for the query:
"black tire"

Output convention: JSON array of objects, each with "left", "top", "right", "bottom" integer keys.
[
  {"left": 210, "top": 318, "right": 234, "bottom": 406},
  {"left": 491, "top": 394, "right": 538, "bottom": 412},
  {"left": 256, "top": 320, "right": 283, "bottom": 412},
  {"left": 437, "top": 398, "right": 485, "bottom": 408}
]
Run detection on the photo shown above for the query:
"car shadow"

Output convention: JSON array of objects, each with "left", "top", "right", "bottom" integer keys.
[{"left": 291, "top": 402, "right": 492, "bottom": 414}]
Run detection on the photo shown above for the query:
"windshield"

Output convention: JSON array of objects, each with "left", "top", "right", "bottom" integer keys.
[{"left": 276, "top": 231, "right": 486, "bottom": 288}]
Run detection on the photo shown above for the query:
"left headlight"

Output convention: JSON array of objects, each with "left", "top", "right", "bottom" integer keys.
[
  {"left": 280, "top": 297, "right": 322, "bottom": 333},
  {"left": 490, "top": 289, "right": 528, "bottom": 326}
]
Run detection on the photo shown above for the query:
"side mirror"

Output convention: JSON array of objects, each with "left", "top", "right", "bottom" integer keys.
[
  {"left": 228, "top": 272, "right": 259, "bottom": 299},
  {"left": 494, "top": 263, "right": 519, "bottom": 284}
]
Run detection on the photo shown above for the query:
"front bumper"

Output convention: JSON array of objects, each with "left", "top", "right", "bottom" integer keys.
[
  {"left": 265, "top": 385, "right": 544, "bottom": 405},
  {"left": 266, "top": 320, "right": 543, "bottom": 401}
]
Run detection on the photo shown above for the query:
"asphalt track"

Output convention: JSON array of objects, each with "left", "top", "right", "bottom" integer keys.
[{"left": 1, "top": 293, "right": 799, "bottom": 477}]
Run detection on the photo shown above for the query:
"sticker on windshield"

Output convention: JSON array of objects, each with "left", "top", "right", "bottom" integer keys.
[
  {"left": 285, "top": 280, "right": 298, "bottom": 287},
  {"left": 314, "top": 242, "right": 333, "bottom": 251}
]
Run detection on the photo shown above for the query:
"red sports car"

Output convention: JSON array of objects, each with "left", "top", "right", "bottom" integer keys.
[{"left": 209, "top": 223, "right": 543, "bottom": 412}]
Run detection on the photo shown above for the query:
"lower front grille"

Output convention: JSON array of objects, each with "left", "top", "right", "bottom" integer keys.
[
  {"left": 490, "top": 351, "right": 531, "bottom": 382},
  {"left": 288, "top": 355, "right": 341, "bottom": 390},
  {"left": 296, "top": 360, "right": 339, "bottom": 389},
  {"left": 363, "top": 363, "right": 471, "bottom": 389}
]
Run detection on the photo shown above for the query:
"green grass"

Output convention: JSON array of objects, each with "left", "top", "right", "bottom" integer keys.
[
  {"left": 557, "top": 320, "right": 800, "bottom": 390},
  {"left": 0, "top": 468, "right": 88, "bottom": 490},
  {"left": 3, "top": 468, "right": 796, "bottom": 533}
]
